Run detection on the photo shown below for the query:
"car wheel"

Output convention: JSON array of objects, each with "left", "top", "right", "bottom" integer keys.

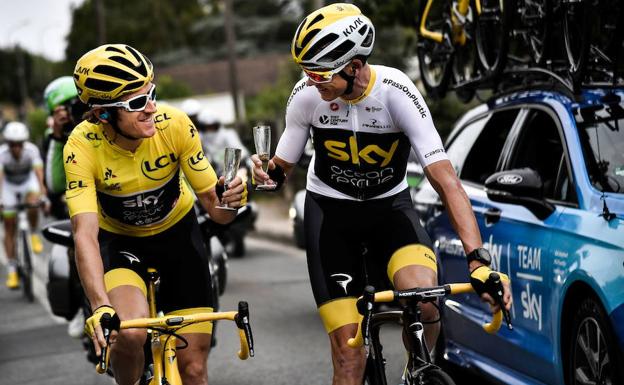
[{"left": 567, "top": 297, "right": 624, "bottom": 385}]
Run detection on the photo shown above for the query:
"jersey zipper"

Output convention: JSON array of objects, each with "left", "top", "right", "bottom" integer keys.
[{"left": 348, "top": 102, "right": 364, "bottom": 201}]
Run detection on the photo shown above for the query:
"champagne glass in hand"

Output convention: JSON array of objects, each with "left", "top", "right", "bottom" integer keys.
[
  {"left": 216, "top": 147, "right": 241, "bottom": 211},
  {"left": 253, "top": 125, "right": 276, "bottom": 190}
]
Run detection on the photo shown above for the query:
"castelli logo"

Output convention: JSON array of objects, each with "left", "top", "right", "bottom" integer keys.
[{"left": 330, "top": 103, "right": 339, "bottom": 111}]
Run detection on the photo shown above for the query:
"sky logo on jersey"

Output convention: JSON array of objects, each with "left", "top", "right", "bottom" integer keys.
[
  {"left": 325, "top": 135, "right": 399, "bottom": 167},
  {"left": 141, "top": 153, "right": 178, "bottom": 181}
]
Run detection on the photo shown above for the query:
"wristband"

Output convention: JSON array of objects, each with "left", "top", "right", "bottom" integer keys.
[{"left": 266, "top": 163, "right": 286, "bottom": 191}]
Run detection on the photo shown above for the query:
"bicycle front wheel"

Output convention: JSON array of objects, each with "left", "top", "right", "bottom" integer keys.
[
  {"left": 412, "top": 368, "right": 456, "bottom": 385},
  {"left": 417, "top": 0, "right": 454, "bottom": 99},
  {"left": 19, "top": 230, "right": 34, "bottom": 302},
  {"left": 475, "top": 0, "right": 511, "bottom": 78}
]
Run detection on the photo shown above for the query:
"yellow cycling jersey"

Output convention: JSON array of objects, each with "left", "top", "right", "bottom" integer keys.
[{"left": 63, "top": 104, "right": 217, "bottom": 236}]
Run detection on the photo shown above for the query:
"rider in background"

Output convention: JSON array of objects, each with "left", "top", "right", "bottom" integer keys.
[
  {"left": 66, "top": 44, "right": 246, "bottom": 385},
  {"left": 1, "top": 121, "right": 46, "bottom": 288},
  {"left": 195, "top": 109, "right": 250, "bottom": 176},
  {"left": 180, "top": 98, "right": 202, "bottom": 127},
  {"left": 42, "top": 76, "right": 88, "bottom": 219},
  {"left": 252, "top": 4, "right": 512, "bottom": 384}
]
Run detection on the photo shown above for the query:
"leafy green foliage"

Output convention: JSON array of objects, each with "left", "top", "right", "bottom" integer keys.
[
  {"left": 155, "top": 75, "right": 193, "bottom": 100},
  {"left": 25, "top": 108, "right": 48, "bottom": 145}
]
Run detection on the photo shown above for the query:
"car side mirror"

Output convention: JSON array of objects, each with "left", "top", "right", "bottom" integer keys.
[{"left": 484, "top": 168, "right": 555, "bottom": 220}]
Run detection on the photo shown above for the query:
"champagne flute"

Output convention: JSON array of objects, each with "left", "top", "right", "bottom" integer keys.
[
  {"left": 253, "top": 125, "right": 276, "bottom": 190},
  {"left": 216, "top": 147, "right": 241, "bottom": 211}
]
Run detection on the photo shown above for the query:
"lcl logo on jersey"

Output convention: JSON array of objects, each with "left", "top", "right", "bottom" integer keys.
[
  {"left": 155, "top": 113, "right": 171, "bottom": 131},
  {"left": 188, "top": 150, "right": 209, "bottom": 171},
  {"left": 85, "top": 132, "right": 103, "bottom": 147},
  {"left": 324, "top": 136, "right": 399, "bottom": 167},
  {"left": 141, "top": 153, "right": 178, "bottom": 181},
  {"left": 67, "top": 180, "right": 86, "bottom": 190}
]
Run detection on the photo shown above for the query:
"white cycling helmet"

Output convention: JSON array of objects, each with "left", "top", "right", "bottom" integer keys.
[
  {"left": 291, "top": 3, "right": 375, "bottom": 72},
  {"left": 197, "top": 109, "right": 220, "bottom": 126},
  {"left": 3, "top": 121, "right": 29, "bottom": 142},
  {"left": 181, "top": 98, "right": 202, "bottom": 117}
]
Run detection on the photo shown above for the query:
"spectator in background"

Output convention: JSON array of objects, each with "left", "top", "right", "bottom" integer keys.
[{"left": 42, "top": 76, "right": 89, "bottom": 219}]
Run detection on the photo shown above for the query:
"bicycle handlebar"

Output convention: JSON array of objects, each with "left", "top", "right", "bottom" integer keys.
[
  {"left": 347, "top": 274, "right": 511, "bottom": 348},
  {"left": 96, "top": 301, "right": 254, "bottom": 374}
]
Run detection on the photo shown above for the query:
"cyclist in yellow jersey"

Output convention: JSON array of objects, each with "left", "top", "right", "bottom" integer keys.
[{"left": 65, "top": 44, "right": 247, "bottom": 385}]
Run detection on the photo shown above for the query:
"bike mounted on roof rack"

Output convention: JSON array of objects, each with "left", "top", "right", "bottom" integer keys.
[{"left": 416, "top": 0, "right": 624, "bottom": 101}]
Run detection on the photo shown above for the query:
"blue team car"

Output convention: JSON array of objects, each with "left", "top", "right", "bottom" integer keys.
[{"left": 414, "top": 87, "right": 624, "bottom": 385}]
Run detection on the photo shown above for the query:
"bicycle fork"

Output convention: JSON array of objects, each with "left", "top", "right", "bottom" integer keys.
[{"left": 402, "top": 306, "right": 435, "bottom": 383}]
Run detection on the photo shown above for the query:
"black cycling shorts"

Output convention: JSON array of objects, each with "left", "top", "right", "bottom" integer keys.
[
  {"left": 304, "top": 189, "right": 437, "bottom": 333},
  {"left": 98, "top": 209, "right": 214, "bottom": 316}
]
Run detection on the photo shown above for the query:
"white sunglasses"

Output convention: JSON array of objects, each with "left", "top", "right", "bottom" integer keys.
[{"left": 92, "top": 84, "right": 156, "bottom": 112}]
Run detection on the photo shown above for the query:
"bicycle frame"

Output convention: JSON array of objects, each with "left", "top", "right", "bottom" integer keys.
[
  {"left": 420, "top": 0, "right": 480, "bottom": 45},
  {"left": 349, "top": 281, "right": 509, "bottom": 385},
  {"left": 97, "top": 268, "right": 254, "bottom": 385}
]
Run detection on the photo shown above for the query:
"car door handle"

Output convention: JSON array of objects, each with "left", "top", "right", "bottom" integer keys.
[{"left": 484, "top": 207, "right": 502, "bottom": 225}]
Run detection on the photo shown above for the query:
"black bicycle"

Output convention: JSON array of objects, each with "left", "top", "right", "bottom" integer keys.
[{"left": 348, "top": 272, "right": 512, "bottom": 385}]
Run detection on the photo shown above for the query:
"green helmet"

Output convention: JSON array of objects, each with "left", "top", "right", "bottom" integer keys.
[{"left": 43, "top": 76, "right": 79, "bottom": 113}]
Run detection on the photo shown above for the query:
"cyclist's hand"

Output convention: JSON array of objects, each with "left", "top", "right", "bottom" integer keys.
[
  {"left": 470, "top": 266, "right": 512, "bottom": 313},
  {"left": 85, "top": 305, "right": 119, "bottom": 356},
  {"left": 220, "top": 175, "right": 248, "bottom": 208},
  {"left": 250, "top": 154, "right": 276, "bottom": 187}
]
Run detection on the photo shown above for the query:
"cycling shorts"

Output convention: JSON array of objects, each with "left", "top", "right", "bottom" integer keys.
[
  {"left": 98, "top": 209, "right": 215, "bottom": 334},
  {"left": 2, "top": 172, "right": 40, "bottom": 217},
  {"left": 304, "top": 189, "right": 437, "bottom": 334}
]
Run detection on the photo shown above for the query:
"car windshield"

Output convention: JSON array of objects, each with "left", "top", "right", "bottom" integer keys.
[{"left": 576, "top": 98, "right": 624, "bottom": 194}]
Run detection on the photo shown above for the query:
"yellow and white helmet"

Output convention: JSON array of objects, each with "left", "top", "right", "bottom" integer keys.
[
  {"left": 291, "top": 3, "right": 375, "bottom": 72},
  {"left": 73, "top": 44, "right": 154, "bottom": 105}
]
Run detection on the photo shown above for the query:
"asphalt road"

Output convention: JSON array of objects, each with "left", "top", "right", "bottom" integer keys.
[{"left": 0, "top": 236, "right": 491, "bottom": 385}]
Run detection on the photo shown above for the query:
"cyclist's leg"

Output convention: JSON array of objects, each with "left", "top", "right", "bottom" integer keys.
[
  {"left": 99, "top": 232, "right": 150, "bottom": 385},
  {"left": 3, "top": 182, "right": 18, "bottom": 287},
  {"left": 24, "top": 172, "right": 41, "bottom": 231},
  {"left": 304, "top": 192, "right": 367, "bottom": 385},
  {"left": 106, "top": 279, "right": 149, "bottom": 385},
  {"left": 377, "top": 190, "right": 440, "bottom": 352},
  {"left": 156, "top": 210, "right": 214, "bottom": 385}
]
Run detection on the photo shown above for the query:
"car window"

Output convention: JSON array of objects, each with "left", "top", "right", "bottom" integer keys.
[
  {"left": 506, "top": 109, "right": 576, "bottom": 203},
  {"left": 459, "top": 109, "right": 519, "bottom": 184},
  {"left": 576, "top": 102, "right": 624, "bottom": 194},
  {"left": 446, "top": 116, "right": 488, "bottom": 175}
]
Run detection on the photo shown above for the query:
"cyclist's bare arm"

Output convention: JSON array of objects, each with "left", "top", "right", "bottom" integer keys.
[
  {"left": 33, "top": 166, "right": 46, "bottom": 196},
  {"left": 424, "top": 160, "right": 512, "bottom": 311},
  {"left": 250, "top": 155, "right": 295, "bottom": 186},
  {"left": 71, "top": 212, "right": 109, "bottom": 311}
]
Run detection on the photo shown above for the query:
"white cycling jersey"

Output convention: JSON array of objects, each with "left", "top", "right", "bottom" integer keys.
[
  {"left": 0, "top": 142, "right": 43, "bottom": 185},
  {"left": 276, "top": 65, "right": 447, "bottom": 200}
]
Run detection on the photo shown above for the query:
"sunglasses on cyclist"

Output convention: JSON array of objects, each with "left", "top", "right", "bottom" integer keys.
[
  {"left": 303, "top": 62, "right": 350, "bottom": 84},
  {"left": 92, "top": 84, "right": 156, "bottom": 112}
]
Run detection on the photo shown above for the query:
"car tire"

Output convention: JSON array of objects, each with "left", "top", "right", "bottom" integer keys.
[{"left": 567, "top": 297, "right": 624, "bottom": 385}]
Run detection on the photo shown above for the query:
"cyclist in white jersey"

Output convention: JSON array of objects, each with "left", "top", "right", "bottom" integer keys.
[
  {"left": 252, "top": 4, "right": 512, "bottom": 384},
  {"left": 0, "top": 122, "right": 46, "bottom": 289}
]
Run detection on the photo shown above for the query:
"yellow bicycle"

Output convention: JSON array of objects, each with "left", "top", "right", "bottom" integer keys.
[
  {"left": 417, "top": 0, "right": 512, "bottom": 100},
  {"left": 95, "top": 268, "right": 254, "bottom": 385}
]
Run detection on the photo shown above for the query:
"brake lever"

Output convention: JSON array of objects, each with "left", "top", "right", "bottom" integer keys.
[{"left": 488, "top": 273, "right": 513, "bottom": 330}]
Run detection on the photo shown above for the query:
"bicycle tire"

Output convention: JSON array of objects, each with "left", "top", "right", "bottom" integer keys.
[
  {"left": 475, "top": 0, "right": 512, "bottom": 78},
  {"left": 451, "top": 2, "right": 478, "bottom": 103},
  {"left": 522, "top": 0, "right": 551, "bottom": 65},
  {"left": 19, "top": 230, "right": 34, "bottom": 302},
  {"left": 419, "top": 368, "right": 456, "bottom": 385},
  {"left": 417, "top": 0, "right": 454, "bottom": 99},
  {"left": 562, "top": 0, "right": 591, "bottom": 89}
]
